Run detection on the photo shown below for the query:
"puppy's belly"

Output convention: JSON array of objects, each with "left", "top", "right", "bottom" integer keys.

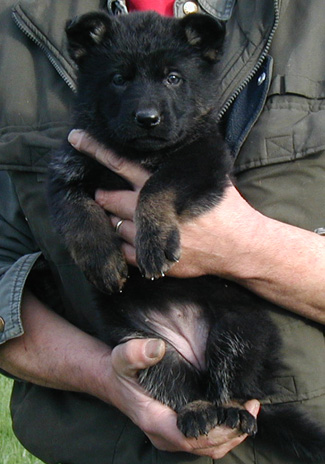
[{"left": 144, "top": 303, "right": 209, "bottom": 371}]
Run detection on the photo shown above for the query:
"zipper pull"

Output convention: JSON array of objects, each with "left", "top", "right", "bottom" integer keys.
[{"left": 107, "top": 0, "right": 128, "bottom": 15}]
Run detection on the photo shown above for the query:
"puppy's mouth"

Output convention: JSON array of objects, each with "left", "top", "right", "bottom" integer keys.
[{"left": 127, "top": 135, "right": 175, "bottom": 151}]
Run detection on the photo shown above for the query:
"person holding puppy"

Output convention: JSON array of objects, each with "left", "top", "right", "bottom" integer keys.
[{"left": 0, "top": 1, "right": 324, "bottom": 463}]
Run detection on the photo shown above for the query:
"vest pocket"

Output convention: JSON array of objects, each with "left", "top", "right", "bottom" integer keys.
[
  {"left": 234, "top": 93, "right": 325, "bottom": 231},
  {"left": 235, "top": 93, "right": 325, "bottom": 173}
]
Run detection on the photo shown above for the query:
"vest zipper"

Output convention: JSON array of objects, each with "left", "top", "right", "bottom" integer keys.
[
  {"left": 107, "top": 0, "right": 128, "bottom": 15},
  {"left": 217, "top": 0, "right": 279, "bottom": 121},
  {"left": 12, "top": 8, "right": 76, "bottom": 93}
]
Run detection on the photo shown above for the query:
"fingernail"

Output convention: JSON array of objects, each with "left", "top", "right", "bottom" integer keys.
[
  {"left": 68, "top": 129, "right": 83, "bottom": 146},
  {"left": 145, "top": 339, "right": 165, "bottom": 359}
]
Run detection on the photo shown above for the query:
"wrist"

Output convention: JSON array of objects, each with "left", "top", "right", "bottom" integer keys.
[
  {"left": 220, "top": 206, "right": 270, "bottom": 283},
  {"left": 199, "top": 186, "right": 267, "bottom": 281},
  {"left": 84, "top": 347, "right": 116, "bottom": 404},
  {"left": 0, "top": 290, "right": 116, "bottom": 397}
]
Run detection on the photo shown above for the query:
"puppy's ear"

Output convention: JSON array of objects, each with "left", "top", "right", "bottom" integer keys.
[
  {"left": 65, "top": 12, "right": 112, "bottom": 63},
  {"left": 180, "top": 14, "right": 226, "bottom": 62}
]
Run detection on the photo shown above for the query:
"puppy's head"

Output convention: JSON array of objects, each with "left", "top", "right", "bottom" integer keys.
[{"left": 66, "top": 11, "right": 226, "bottom": 157}]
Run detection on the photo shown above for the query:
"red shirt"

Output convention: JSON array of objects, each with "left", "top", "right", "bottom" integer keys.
[{"left": 127, "top": 0, "right": 174, "bottom": 16}]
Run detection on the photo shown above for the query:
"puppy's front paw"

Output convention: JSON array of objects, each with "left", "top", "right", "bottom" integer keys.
[
  {"left": 73, "top": 243, "right": 128, "bottom": 294},
  {"left": 136, "top": 223, "right": 181, "bottom": 279},
  {"left": 135, "top": 187, "right": 182, "bottom": 279}
]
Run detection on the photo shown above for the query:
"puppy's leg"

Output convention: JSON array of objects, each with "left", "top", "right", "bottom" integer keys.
[
  {"left": 176, "top": 313, "right": 261, "bottom": 438},
  {"left": 135, "top": 138, "right": 231, "bottom": 279},
  {"left": 135, "top": 188, "right": 181, "bottom": 279},
  {"left": 48, "top": 146, "right": 128, "bottom": 293},
  {"left": 138, "top": 346, "right": 204, "bottom": 411}
]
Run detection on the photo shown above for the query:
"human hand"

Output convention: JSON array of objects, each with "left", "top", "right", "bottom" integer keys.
[
  {"left": 100, "top": 337, "right": 260, "bottom": 458},
  {"left": 68, "top": 129, "right": 260, "bottom": 281}
]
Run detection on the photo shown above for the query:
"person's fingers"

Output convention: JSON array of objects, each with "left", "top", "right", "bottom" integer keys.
[
  {"left": 194, "top": 434, "right": 248, "bottom": 460},
  {"left": 111, "top": 216, "right": 136, "bottom": 246},
  {"left": 244, "top": 399, "right": 261, "bottom": 418},
  {"left": 68, "top": 129, "right": 150, "bottom": 189},
  {"left": 95, "top": 189, "right": 138, "bottom": 220},
  {"left": 121, "top": 242, "right": 137, "bottom": 266},
  {"left": 189, "top": 427, "right": 246, "bottom": 450},
  {"left": 111, "top": 338, "right": 166, "bottom": 378}
]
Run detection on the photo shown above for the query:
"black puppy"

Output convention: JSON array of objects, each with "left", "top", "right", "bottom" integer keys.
[{"left": 48, "top": 11, "right": 325, "bottom": 461}]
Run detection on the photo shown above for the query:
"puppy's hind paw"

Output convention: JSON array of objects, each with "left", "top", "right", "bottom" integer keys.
[
  {"left": 177, "top": 401, "right": 258, "bottom": 438},
  {"left": 177, "top": 401, "right": 221, "bottom": 438}
]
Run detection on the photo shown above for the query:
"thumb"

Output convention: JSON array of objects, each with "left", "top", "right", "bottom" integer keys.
[
  {"left": 111, "top": 338, "right": 166, "bottom": 378},
  {"left": 244, "top": 399, "right": 261, "bottom": 418}
]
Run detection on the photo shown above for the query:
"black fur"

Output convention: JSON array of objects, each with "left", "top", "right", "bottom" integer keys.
[{"left": 47, "top": 11, "right": 325, "bottom": 461}]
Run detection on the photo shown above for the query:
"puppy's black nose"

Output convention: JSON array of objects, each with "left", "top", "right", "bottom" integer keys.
[{"left": 135, "top": 109, "right": 161, "bottom": 128}]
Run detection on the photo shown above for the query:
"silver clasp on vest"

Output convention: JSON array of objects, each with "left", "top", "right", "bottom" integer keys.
[{"left": 107, "top": 0, "right": 128, "bottom": 15}]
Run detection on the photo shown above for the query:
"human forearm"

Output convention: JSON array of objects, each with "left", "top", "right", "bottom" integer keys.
[
  {"left": 229, "top": 208, "right": 325, "bottom": 323},
  {"left": 0, "top": 289, "right": 164, "bottom": 410},
  {"left": 183, "top": 187, "right": 325, "bottom": 323},
  {"left": 0, "top": 289, "right": 112, "bottom": 395}
]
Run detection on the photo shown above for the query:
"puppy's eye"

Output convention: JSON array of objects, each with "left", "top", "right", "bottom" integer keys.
[
  {"left": 112, "top": 73, "right": 127, "bottom": 86},
  {"left": 165, "top": 73, "right": 182, "bottom": 86}
]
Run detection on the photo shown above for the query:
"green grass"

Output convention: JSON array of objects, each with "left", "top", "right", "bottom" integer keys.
[{"left": 0, "top": 376, "right": 44, "bottom": 464}]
